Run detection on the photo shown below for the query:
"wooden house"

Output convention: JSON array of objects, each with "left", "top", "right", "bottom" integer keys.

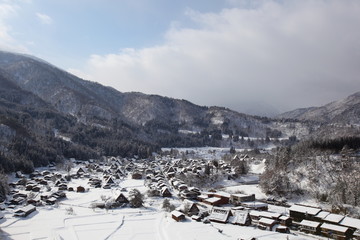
[
  {"left": 320, "top": 223, "right": 352, "bottom": 240},
  {"left": 289, "top": 204, "right": 321, "bottom": 222},
  {"left": 299, "top": 219, "right": 321, "bottom": 235},
  {"left": 172, "top": 210, "right": 185, "bottom": 222},
  {"left": 228, "top": 211, "right": 251, "bottom": 226},
  {"left": 160, "top": 187, "right": 172, "bottom": 198},
  {"left": 279, "top": 215, "right": 292, "bottom": 226},
  {"left": 213, "top": 192, "right": 230, "bottom": 205},
  {"left": 241, "top": 201, "right": 268, "bottom": 211},
  {"left": 46, "top": 197, "right": 57, "bottom": 205},
  {"left": 340, "top": 216, "right": 360, "bottom": 239},
  {"left": 105, "top": 177, "right": 115, "bottom": 185},
  {"left": 323, "top": 213, "right": 345, "bottom": 225},
  {"left": 131, "top": 172, "right": 142, "bottom": 179},
  {"left": 275, "top": 226, "right": 290, "bottom": 233},
  {"left": 13, "top": 205, "right": 36, "bottom": 217},
  {"left": 203, "top": 197, "right": 222, "bottom": 206},
  {"left": 314, "top": 210, "right": 330, "bottom": 222},
  {"left": 115, "top": 193, "right": 129, "bottom": 204},
  {"left": 230, "top": 193, "right": 255, "bottom": 205},
  {"left": 179, "top": 200, "right": 200, "bottom": 216},
  {"left": 258, "top": 217, "right": 277, "bottom": 231},
  {"left": 76, "top": 167, "right": 86, "bottom": 175},
  {"left": 208, "top": 207, "right": 232, "bottom": 223},
  {"left": 77, "top": 186, "right": 85, "bottom": 193},
  {"left": 181, "top": 190, "right": 200, "bottom": 200}
]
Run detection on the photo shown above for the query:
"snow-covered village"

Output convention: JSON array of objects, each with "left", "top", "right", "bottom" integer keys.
[
  {"left": 1, "top": 1, "right": 360, "bottom": 239},
  {"left": 1, "top": 147, "right": 359, "bottom": 240}
]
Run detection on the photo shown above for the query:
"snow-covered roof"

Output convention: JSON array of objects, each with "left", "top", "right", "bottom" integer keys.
[
  {"left": 279, "top": 215, "right": 291, "bottom": 220},
  {"left": 289, "top": 204, "right": 321, "bottom": 215},
  {"left": 242, "top": 202, "right": 268, "bottom": 208},
  {"left": 204, "top": 197, "right": 221, "bottom": 204},
  {"left": 321, "top": 223, "right": 349, "bottom": 233},
  {"left": 340, "top": 216, "right": 360, "bottom": 229},
  {"left": 228, "top": 211, "right": 249, "bottom": 225},
  {"left": 257, "top": 211, "right": 281, "bottom": 219},
  {"left": 299, "top": 220, "right": 321, "bottom": 228},
  {"left": 171, "top": 210, "right": 184, "bottom": 218},
  {"left": 315, "top": 211, "right": 330, "bottom": 219},
  {"left": 323, "top": 213, "right": 344, "bottom": 223},
  {"left": 213, "top": 191, "right": 230, "bottom": 198},
  {"left": 209, "top": 207, "right": 230, "bottom": 222},
  {"left": 259, "top": 217, "right": 276, "bottom": 225},
  {"left": 231, "top": 193, "right": 253, "bottom": 198}
]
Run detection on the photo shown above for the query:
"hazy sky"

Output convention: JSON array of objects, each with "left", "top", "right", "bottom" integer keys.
[{"left": 1, "top": 0, "right": 360, "bottom": 116}]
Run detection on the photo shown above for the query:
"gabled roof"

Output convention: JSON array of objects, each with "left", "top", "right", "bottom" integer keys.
[
  {"left": 299, "top": 220, "right": 321, "bottom": 228},
  {"left": 209, "top": 207, "right": 231, "bottom": 223},
  {"left": 229, "top": 211, "right": 250, "bottom": 225},
  {"left": 321, "top": 223, "right": 349, "bottom": 233},
  {"left": 324, "top": 213, "right": 344, "bottom": 224},
  {"left": 259, "top": 217, "right": 276, "bottom": 225},
  {"left": 171, "top": 210, "right": 185, "bottom": 218},
  {"left": 289, "top": 204, "right": 321, "bottom": 215},
  {"left": 315, "top": 211, "right": 330, "bottom": 219},
  {"left": 340, "top": 217, "right": 360, "bottom": 229}
]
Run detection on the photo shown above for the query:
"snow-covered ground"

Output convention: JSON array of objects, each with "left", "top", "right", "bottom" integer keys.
[{"left": 0, "top": 149, "right": 325, "bottom": 240}]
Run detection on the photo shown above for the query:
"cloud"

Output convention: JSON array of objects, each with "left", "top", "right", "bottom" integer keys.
[
  {"left": 0, "top": 2, "right": 28, "bottom": 52},
  {"left": 36, "top": 13, "right": 53, "bottom": 25},
  {"left": 73, "top": 0, "right": 360, "bottom": 115}
]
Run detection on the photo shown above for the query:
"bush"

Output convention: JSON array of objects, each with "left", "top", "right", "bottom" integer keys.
[
  {"left": 162, "top": 199, "right": 175, "bottom": 212},
  {"left": 128, "top": 189, "right": 144, "bottom": 208}
]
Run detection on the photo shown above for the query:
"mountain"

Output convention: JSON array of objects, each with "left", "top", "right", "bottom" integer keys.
[
  {"left": 0, "top": 50, "right": 322, "bottom": 173},
  {"left": 278, "top": 92, "right": 360, "bottom": 124},
  {"left": 0, "top": 50, "right": 312, "bottom": 140}
]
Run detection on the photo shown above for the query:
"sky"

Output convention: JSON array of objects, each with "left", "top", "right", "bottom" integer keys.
[{"left": 1, "top": 0, "right": 360, "bottom": 116}]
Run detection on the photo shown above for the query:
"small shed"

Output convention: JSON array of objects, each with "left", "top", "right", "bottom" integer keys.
[
  {"left": 77, "top": 186, "right": 86, "bottom": 193},
  {"left": 279, "top": 215, "right": 292, "bottom": 226},
  {"left": 172, "top": 210, "right": 185, "bottom": 222},
  {"left": 276, "top": 226, "right": 290, "bottom": 234}
]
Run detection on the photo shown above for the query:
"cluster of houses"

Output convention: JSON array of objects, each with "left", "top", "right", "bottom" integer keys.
[
  {"left": 0, "top": 157, "right": 146, "bottom": 217},
  {"left": 289, "top": 204, "right": 360, "bottom": 240},
  {"left": 1, "top": 154, "right": 360, "bottom": 240},
  {"left": 3, "top": 169, "right": 71, "bottom": 217},
  {"left": 170, "top": 199, "right": 360, "bottom": 239},
  {"left": 153, "top": 157, "right": 360, "bottom": 240}
]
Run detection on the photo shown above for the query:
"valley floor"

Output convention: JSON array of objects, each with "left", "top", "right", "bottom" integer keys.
[{"left": 0, "top": 176, "right": 323, "bottom": 240}]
